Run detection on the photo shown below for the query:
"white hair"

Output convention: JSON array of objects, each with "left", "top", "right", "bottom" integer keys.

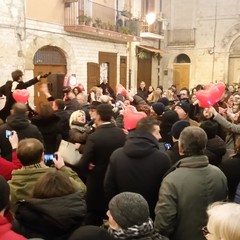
[{"left": 207, "top": 202, "right": 240, "bottom": 240}]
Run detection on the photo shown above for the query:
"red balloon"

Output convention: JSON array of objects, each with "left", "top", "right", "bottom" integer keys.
[
  {"left": 12, "top": 89, "right": 30, "bottom": 103},
  {"left": 78, "top": 83, "right": 85, "bottom": 92},
  {"left": 196, "top": 83, "right": 226, "bottom": 108},
  {"left": 215, "top": 82, "right": 225, "bottom": 98},
  {"left": 116, "top": 84, "right": 127, "bottom": 96},
  {"left": 123, "top": 105, "right": 147, "bottom": 130},
  {"left": 196, "top": 90, "right": 214, "bottom": 108}
]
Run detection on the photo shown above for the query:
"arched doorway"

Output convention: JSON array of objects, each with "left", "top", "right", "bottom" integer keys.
[
  {"left": 33, "top": 46, "right": 67, "bottom": 112},
  {"left": 228, "top": 37, "right": 240, "bottom": 85},
  {"left": 173, "top": 54, "right": 191, "bottom": 90}
]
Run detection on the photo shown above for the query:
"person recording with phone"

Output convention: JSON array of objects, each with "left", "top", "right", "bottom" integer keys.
[
  {"left": 8, "top": 138, "right": 86, "bottom": 212},
  {"left": 0, "top": 131, "right": 22, "bottom": 180},
  {"left": 0, "top": 103, "right": 43, "bottom": 161}
]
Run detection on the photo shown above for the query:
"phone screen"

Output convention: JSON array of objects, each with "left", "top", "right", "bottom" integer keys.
[
  {"left": 6, "top": 130, "right": 13, "bottom": 138},
  {"left": 164, "top": 143, "right": 171, "bottom": 151},
  {"left": 115, "top": 101, "right": 121, "bottom": 108},
  {"left": 44, "top": 154, "right": 56, "bottom": 165}
]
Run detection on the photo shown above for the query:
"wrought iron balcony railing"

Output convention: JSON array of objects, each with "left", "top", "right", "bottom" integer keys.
[{"left": 64, "top": 0, "right": 141, "bottom": 42}]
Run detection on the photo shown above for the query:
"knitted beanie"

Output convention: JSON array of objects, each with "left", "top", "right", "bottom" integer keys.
[
  {"left": 0, "top": 176, "right": 10, "bottom": 212},
  {"left": 158, "top": 97, "right": 169, "bottom": 106},
  {"left": 175, "top": 100, "right": 190, "bottom": 114},
  {"left": 171, "top": 120, "right": 190, "bottom": 139},
  {"left": 109, "top": 192, "right": 149, "bottom": 229},
  {"left": 152, "top": 102, "right": 165, "bottom": 116}
]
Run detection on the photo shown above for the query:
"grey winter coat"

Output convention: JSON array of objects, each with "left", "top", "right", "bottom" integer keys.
[{"left": 154, "top": 155, "right": 228, "bottom": 240}]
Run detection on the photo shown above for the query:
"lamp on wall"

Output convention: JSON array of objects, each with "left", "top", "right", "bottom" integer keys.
[{"left": 146, "top": 12, "right": 156, "bottom": 25}]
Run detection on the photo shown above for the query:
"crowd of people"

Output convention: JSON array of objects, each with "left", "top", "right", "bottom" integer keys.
[{"left": 0, "top": 70, "right": 240, "bottom": 239}]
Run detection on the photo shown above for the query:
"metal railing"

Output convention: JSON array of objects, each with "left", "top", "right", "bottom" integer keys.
[
  {"left": 167, "top": 29, "right": 195, "bottom": 46},
  {"left": 64, "top": 0, "right": 141, "bottom": 36}
]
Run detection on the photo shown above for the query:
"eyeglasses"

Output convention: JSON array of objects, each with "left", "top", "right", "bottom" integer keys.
[{"left": 202, "top": 226, "right": 210, "bottom": 237}]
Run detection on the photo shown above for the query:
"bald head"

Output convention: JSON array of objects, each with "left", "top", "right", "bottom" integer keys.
[
  {"left": 12, "top": 103, "right": 27, "bottom": 115},
  {"left": 17, "top": 138, "right": 44, "bottom": 166}
]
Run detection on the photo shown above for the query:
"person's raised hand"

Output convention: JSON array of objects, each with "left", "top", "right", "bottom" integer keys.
[
  {"left": 53, "top": 152, "right": 65, "bottom": 169},
  {"left": 8, "top": 131, "right": 18, "bottom": 150},
  {"left": 40, "top": 72, "right": 51, "bottom": 78}
]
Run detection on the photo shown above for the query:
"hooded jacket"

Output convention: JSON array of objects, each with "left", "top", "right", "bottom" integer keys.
[
  {"left": 13, "top": 191, "right": 86, "bottom": 240},
  {"left": 104, "top": 130, "right": 171, "bottom": 219},
  {"left": 0, "top": 114, "right": 43, "bottom": 161}
]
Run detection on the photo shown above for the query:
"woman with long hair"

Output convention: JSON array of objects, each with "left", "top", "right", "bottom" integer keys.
[{"left": 13, "top": 170, "right": 86, "bottom": 240}]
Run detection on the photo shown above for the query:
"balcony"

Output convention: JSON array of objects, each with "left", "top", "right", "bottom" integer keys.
[
  {"left": 64, "top": 0, "right": 141, "bottom": 43},
  {"left": 140, "top": 21, "right": 164, "bottom": 40},
  {"left": 167, "top": 29, "right": 195, "bottom": 47}
]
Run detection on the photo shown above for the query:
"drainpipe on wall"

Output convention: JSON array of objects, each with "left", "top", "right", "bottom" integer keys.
[
  {"left": 212, "top": 0, "right": 218, "bottom": 83},
  {"left": 157, "top": 0, "right": 162, "bottom": 87},
  {"left": 128, "top": 41, "right": 132, "bottom": 90}
]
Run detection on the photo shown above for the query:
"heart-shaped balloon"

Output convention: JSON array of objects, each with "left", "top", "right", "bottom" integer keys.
[
  {"left": 123, "top": 105, "right": 147, "bottom": 130},
  {"left": 78, "top": 83, "right": 85, "bottom": 92},
  {"left": 12, "top": 89, "right": 30, "bottom": 103},
  {"left": 215, "top": 82, "right": 225, "bottom": 98},
  {"left": 196, "top": 83, "right": 225, "bottom": 108},
  {"left": 116, "top": 84, "right": 127, "bottom": 96},
  {"left": 196, "top": 90, "right": 214, "bottom": 108}
]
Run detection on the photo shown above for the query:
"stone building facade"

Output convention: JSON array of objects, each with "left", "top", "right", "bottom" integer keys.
[
  {"left": 0, "top": 0, "right": 133, "bottom": 109},
  {"left": 2, "top": 0, "right": 240, "bottom": 103},
  {"left": 160, "top": 0, "right": 240, "bottom": 90}
]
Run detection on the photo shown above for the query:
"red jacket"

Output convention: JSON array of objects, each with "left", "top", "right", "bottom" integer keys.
[
  {"left": 0, "top": 152, "right": 22, "bottom": 180},
  {"left": 0, "top": 215, "right": 26, "bottom": 240}
]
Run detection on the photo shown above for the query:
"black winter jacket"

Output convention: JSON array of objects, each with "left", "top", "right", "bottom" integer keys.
[
  {"left": 31, "top": 114, "right": 61, "bottom": 154},
  {"left": 204, "top": 135, "right": 226, "bottom": 166},
  {"left": 0, "top": 114, "right": 43, "bottom": 160},
  {"left": 220, "top": 153, "right": 240, "bottom": 201},
  {"left": 104, "top": 130, "right": 171, "bottom": 219},
  {"left": 13, "top": 191, "right": 87, "bottom": 240}
]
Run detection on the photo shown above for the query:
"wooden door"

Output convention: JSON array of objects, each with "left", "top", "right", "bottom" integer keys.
[
  {"left": 137, "top": 58, "right": 152, "bottom": 89},
  {"left": 34, "top": 65, "right": 66, "bottom": 112},
  {"left": 173, "top": 64, "right": 190, "bottom": 90},
  {"left": 99, "top": 52, "right": 117, "bottom": 89},
  {"left": 120, "top": 56, "right": 127, "bottom": 88},
  {"left": 87, "top": 62, "right": 100, "bottom": 93}
]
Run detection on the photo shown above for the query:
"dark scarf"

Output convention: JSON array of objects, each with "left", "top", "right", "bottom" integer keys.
[{"left": 108, "top": 218, "right": 168, "bottom": 240}]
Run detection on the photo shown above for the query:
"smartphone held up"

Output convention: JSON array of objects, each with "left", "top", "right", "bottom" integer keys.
[{"left": 6, "top": 130, "right": 13, "bottom": 138}]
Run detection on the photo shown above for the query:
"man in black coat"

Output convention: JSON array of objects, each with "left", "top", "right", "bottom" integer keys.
[
  {"left": 104, "top": 117, "right": 171, "bottom": 219},
  {"left": 78, "top": 104, "right": 126, "bottom": 226},
  {"left": 0, "top": 103, "right": 43, "bottom": 161},
  {"left": 52, "top": 99, "right": 71, "bottom": 141},
  {"left": 167, "top": 120, "right": 190, "bottom": 165}
]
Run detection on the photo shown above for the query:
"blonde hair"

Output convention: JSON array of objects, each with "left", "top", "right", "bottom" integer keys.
[
  {"left": 207, "top": 202, "right": 240, "bottom": 240},
  {"left": 69, "top": 110, "right": 86, "bottom": 127},
  {"left": 162, "top": 90, "right": 174, "bottom": 101},
  {"left": 148, "top": 90, "right": 162, "bottom": 103}
]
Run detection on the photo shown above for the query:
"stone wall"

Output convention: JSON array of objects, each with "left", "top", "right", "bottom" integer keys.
[
  {"left": 0, "top": 1, "right": 129, "bottom": 109},
  {"left": 161, "top": 0, "right": 240, "bottom": 90}
]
